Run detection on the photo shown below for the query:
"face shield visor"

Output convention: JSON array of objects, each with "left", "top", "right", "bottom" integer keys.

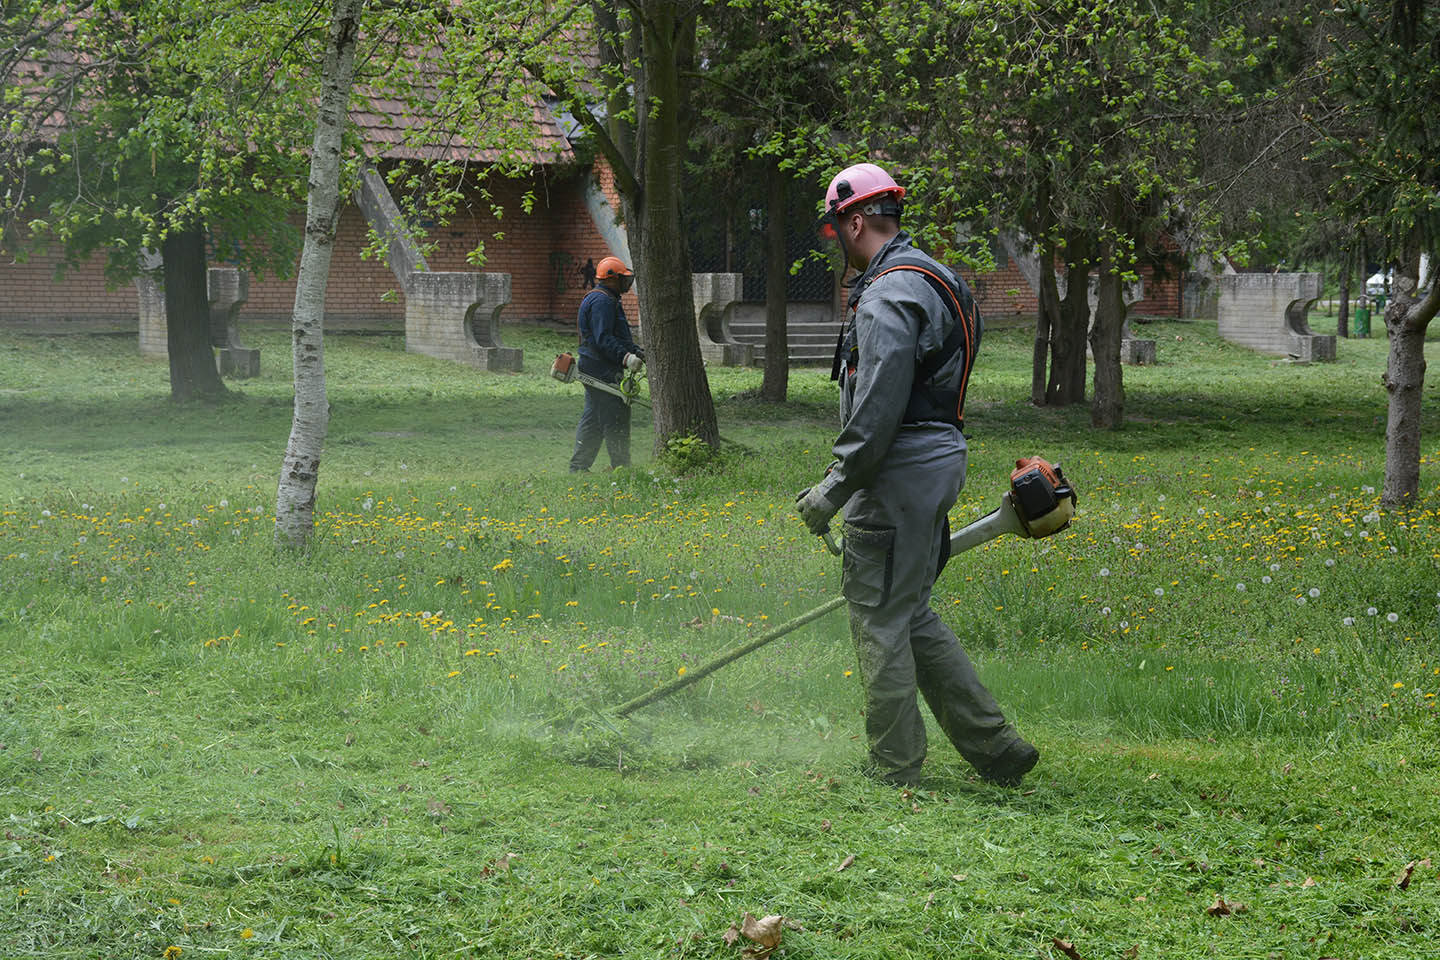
[{"left": 613, "top": 273, "right": 635, "bottom": 294}]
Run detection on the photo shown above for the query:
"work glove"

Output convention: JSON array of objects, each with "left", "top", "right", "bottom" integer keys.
[
  {"left": 794, "top": 486, "right": 837, "bottom": 536},
  {"left": 623, "top": 352, "right": 644, "bottom": 373}
]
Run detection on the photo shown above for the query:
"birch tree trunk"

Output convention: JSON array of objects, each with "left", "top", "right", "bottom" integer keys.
[
  {"left": 275, "top": 0, "right": 364, "bottom": 549},
  {"left": 1380, "top": 267, "right": 1440, "bottom": 508}
]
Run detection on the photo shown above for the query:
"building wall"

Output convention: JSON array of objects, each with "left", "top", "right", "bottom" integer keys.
[{"left": 1, "top": 163, "right": 631, "bottom": 330}]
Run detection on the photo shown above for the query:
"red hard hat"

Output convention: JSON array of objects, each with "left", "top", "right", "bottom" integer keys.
[
  {"left": 825, "top": 162, "right": 906, "bottom": 215},
  {"left": 596, "top": 256, "right": 633, "bottom": 280}
]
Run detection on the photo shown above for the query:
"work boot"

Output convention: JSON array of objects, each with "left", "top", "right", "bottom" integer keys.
[{"left": 978, "top": 739, "right": 1038, "bottom": 787}]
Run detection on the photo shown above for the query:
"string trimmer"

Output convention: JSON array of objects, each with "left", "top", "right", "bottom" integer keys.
[
  {"left": 550, "top": 352, "right": 649, "bottom": 407},
  {"left": 612, "top": 457, "right": 1078, "bottom": 718}
]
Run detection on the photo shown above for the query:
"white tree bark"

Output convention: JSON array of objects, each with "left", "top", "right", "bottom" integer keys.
[{"left": 275, "top": 0, "right": 365, "bottom": 548}]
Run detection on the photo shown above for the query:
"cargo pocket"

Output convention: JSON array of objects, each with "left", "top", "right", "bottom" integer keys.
[{"left": 841, "top": 523, "right": 896, "bottom": 608}]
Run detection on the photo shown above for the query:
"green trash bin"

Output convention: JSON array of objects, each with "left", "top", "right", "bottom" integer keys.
[{"left": 1353, "top": 304, "right": 1371, "bottom": 338}]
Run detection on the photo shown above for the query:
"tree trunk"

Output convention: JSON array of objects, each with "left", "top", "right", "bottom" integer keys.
[
  {"left": 161, "top": 227, "right": 226, "bottom": 403},
  {"left": 1380, "top": 264, "right": 1439, "bottom": 508},
  {"left": 1032, "top": 234, "right": 1057, "bottom": 406},
  {"left": 1055, "top": 234, "right": 1093, "bottom": 404},
  {"left": 1089, "top": 244, "right": 1126, "bottom": 430},
  {"left": 275, "top": 0, "right": 363, "bottom": 549},
  {"left": 631, "top": 2, "right": 718, "bottom": 450},
  {"left": 760, "top": 163, "right": 788, "bottom": 402},
  {"left": 1337, "top": 248, "right": 1351, "bottom": 338}
]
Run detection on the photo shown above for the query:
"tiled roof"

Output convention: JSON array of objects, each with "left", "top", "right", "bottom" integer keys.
[{"left": 11, "top": 44, "right": 575, "bottom": 166}]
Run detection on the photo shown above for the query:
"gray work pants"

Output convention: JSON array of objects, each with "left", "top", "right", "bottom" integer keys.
[
  {"left": 569, "top": 384, "right": 631, "bottom": 471},
  {"left": 841, "top": 426, "right": 1020, "bottom": 782}
]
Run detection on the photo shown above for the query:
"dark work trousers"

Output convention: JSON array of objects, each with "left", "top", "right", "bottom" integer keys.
[
  {"left": 841, "top": 425, "right": 1020, "bottom": 783},
  {"left": 569, "top": 384, "right": 631, "bottom": 471}
]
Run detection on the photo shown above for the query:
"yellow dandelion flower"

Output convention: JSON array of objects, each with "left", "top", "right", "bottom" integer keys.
[
  {"left": 240, "top": 928, "right": 254, "bottom": 940},
  {"left": 447, "top": 670, "right": 460, "bottom": 678},
  {"left": 163, "top": 948, "right": 183, "bottom": 960},
  {"left": 677, "top": 666, "right": 687, "bottom": 676},
  {"left": 1393, "top": 681, "right": 1404, "bottom": 689},
  {"left": 844, "top": 670, "right": 853, "bottom": 677}
]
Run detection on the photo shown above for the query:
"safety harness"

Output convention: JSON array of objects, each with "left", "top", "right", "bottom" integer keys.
[{"left": 830, "top": 254, "right": 981, "bottom": 430}]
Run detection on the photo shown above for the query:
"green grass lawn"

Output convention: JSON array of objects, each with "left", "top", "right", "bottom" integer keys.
[{"left": 1, "top": 320, "right": 1438, "bottom": 958}]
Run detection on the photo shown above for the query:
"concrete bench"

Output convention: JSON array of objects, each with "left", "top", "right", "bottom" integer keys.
[
  {"left": 403, "top": 271, "right": 522, "bottom": 372},
  {"left": 691, "top": 272, "right": 753, "bottom": 366},
  {"left": 136, "top": 266, "right": 259, "bottom": 378},
  {"left": 1218, "top": 273, "right": 1335, "bottom": 362}
]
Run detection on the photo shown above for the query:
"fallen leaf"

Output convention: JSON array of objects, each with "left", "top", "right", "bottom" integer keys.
[
  {"left": 1206, "top": 896, "right": 1233, "bottom": 917},
  {"left": 1301, "top": 876, "right": 1317, "bottom": 888},
  {"left": 951, "top": 873, "right": 968, "bottom": 882},
  {"left": 1052, "top": 936, "right": 1083, "bottom": 959},
  {"left": 837, "top": 854, "right": 855, "bottom": 872},
  {"left": 427, "top": 799, "right": 451, "bottom": 818},
  {"left": 344, "top": 733, "right": 355, "bottom": 746},
  {"left": 494, "top": 852, "right": 517, "bottom": 872},
  {"left": 685, "top": 616, "right": 705, "bottom": 628},
  {"left": 411, "top": 759, "right": 429, "bottom": 768},
  {"left": 739, "top": 913, "right": 785, "bottom": 959},
  {"left": 722, "top": 924, "right": 740, "bottom": 946},
  {"left": 820, "top": 819, "right": 831, "bottom": 832},
  {"left": 1396, "top": 861, "right": 1416, "bottom": 890},
  {"left": 1122, "top": 946, "right": 1139, "bottom": 959}
]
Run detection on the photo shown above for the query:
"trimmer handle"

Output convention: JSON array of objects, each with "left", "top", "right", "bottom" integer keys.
[{"left": 821, "top": 530, "right": 842, "bottom": 556}]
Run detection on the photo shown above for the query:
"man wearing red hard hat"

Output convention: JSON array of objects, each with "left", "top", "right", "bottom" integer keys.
[
  {"left": 569, "top": 256, "right": 644, "bottom": 472},
  {"left": 797, "top": 161, "right": 1038, "bottom": 787}
]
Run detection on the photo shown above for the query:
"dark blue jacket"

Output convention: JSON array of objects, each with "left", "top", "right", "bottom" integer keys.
[{"left": 577, "top": 287, "right": 636, "bottom": 380}]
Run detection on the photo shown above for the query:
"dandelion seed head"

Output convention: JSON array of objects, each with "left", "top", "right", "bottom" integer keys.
[
  {"left": 1367, "top": 607, "right": 1378, "bottom": 616},
  {"left": 1386, "top": 612, "right": 1399, "bottom": 623},
  {"left": 1308, "top": 588, "right": 1320, "bottom": 598},
  {"left": 1262, "top": 576, "right": 1272, "bottom": 584},
  {"left": 1236, "top": 583, "right": 1246, "bottom": 591}
]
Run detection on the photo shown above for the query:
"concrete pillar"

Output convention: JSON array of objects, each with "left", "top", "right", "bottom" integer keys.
[
  {"left": 691, "top": 272, "right": 753, "bottom": 366},
  {"left": 404, "top": 271, "right": 522, "bottom": 371},
  {"left": 136, "top": 272, "right": 167, "bottom": 357}
]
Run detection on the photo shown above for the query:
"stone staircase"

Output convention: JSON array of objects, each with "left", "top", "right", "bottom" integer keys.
[{"left": 725, "top": 302, "right": 842, "bottom": 365}]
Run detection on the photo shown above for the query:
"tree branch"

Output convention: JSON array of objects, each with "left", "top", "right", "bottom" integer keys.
[{"left": 532, "top": 60, "right": 639, "bottom": 202}]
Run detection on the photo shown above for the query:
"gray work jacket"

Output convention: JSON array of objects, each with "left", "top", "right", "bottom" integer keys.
[{"left": 813, "top": 232, "right": 978, "bottom": 510}]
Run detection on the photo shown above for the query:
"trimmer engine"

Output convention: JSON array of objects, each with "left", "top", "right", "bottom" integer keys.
[
  {"left": 550, "top": 352, "right": 578, "bottom": 383},
  {"left": 1009, "top": 456, "right": 1078, "bottom": 538}
]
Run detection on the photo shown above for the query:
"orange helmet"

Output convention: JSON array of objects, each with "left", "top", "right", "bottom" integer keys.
[{"left": 595, "top": 256, "right": 633, "bottom": 280}]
